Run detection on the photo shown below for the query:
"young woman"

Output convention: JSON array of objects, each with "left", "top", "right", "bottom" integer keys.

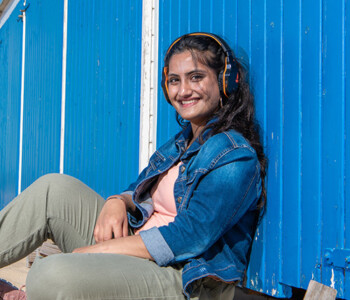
[{"left": 0, "top": 32, "right": 267, "bottom": 300}]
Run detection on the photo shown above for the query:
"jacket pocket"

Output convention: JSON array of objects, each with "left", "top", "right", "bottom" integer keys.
[{"left": 148, "top": 151, "right": 166, "bottom": 173}]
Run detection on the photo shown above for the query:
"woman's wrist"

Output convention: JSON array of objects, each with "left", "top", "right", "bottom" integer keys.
[
  {"left": 106, "top": 195, "right": 125, "bottom": 202},
  {"left": 106, "top": 194, "right": 135, "bottom": 213}
]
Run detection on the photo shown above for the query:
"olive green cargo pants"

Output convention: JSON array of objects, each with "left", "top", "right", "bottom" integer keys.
[{"left": 0, "top": 174, "right": 235, "bottom": 300}]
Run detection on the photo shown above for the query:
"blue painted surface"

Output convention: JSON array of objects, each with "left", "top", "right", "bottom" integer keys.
[
  {"left": 20, "top": 0, "right": 63, "bottom": 190},
  {"left": 321, "top": 0, "right": 345, "bottom": 293},
  {"left": 282, "top": 0, "right": 301, "bottom": 289},
  {"left": 0, "top": 1, "right": 22, "bottom": 208},
  {"left": 0, "top": 0, "right": 349, "bottom": 298},
  {"left": 344, "top": 0, "right": 350, "bottom": 295},
  {"left": 158, "top": 0, "right": 350, "bottom": 298},
  {"left": 264, "top": 1, "right": 284, "bottom": 296},
  {"left": 64, "top": 0, "right": 142, "bottom": 198},
  {"left": 299, "top": 0, "right": 322, "bottom": 288}
]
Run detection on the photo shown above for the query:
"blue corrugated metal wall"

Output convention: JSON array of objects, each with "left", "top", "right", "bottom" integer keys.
[
  {"left": 1, "top": 0, "right": 349, "bottom": 298},
  {"left": 64, "top": 1, "right": 142, "bottom": 197},
  {"left": 158, "top": 0, "right": 349, "bottom": 298},
  {"left": 0, "top": 0, "right": 142, "bottom": 200},
  {"left": 0, "top": 1, "right": 22, "bottom": 208},
  {"left": 21, "top": 0, "right": 63, "bottom": 189}
]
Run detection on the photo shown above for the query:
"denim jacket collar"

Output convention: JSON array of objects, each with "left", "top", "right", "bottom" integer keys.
[{"left": 176, "top": 119, "right": 216, "bottom": 161}]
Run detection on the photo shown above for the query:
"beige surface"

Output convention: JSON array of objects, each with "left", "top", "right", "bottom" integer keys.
[
  {"left": 0, "top": 258, "right": 28, "bottom": 288},
  {"left": 304, "top": 280, "right": 337, "bottom": 300}
]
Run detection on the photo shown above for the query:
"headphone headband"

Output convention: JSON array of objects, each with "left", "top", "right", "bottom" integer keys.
[{"left": 161, "top": 32, "right": 239, "bottom": 103}]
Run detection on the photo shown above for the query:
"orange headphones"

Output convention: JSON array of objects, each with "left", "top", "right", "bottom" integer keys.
[{"left": 161, "top": 32, "right": 239, "bottom": 104}]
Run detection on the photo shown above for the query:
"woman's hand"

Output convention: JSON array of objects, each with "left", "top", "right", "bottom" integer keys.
[{"left": 94, "top": 197, "right": 129, "bottom": 242}]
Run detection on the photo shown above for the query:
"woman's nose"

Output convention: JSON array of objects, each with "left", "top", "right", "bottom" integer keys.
[{"left": 178, "top": 80, "right": 192, "bottom": 97}]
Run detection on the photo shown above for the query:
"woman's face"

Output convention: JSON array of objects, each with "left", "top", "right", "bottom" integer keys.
[{"left": 167, "top": 50, "right": 221, "bottom": 132}]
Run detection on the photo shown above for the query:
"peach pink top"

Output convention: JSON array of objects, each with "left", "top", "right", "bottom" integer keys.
[{"left": 135, "top": 161, "right": 181, "bottom": 234}]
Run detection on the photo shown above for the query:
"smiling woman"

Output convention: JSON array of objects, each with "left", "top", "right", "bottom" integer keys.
[{"left": 0, "top": 32, "right": 266, "bottom": 300}]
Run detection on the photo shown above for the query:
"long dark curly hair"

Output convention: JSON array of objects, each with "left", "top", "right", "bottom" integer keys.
[{"left": 164, "top": 34, "right": 267, "bottom": 214}]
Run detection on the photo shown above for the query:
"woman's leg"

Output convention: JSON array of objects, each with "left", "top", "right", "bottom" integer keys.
[
  {"left": 26, "top": 253, "right": 185, "bottom": 300},
  {"left": 0, "top": 173, "right": 105, "bottom": 268}
]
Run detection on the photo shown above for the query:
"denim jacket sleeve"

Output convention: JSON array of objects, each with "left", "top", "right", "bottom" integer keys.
[
  {"left": 140, "top": 135, "right": 261, "bottom": 266},
  {"left": 122, "top": 166, "right": 155, "bottom": 227}
]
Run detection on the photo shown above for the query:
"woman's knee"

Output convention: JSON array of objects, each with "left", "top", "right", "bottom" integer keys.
[
  {"left": 34, "top": 173, "right": 77, "bottom": 191},
  {"left": 33, "top": 174, "right": 91, "bottom": 207},
  {"left": 26, "top": 254, "right": 82, "bottom": 299},
  {"left": 23, "top": 174, "right": 77, "bottom": 210},
  {"left": 27, "top": 173, "right": 71, "bottom": 199}
]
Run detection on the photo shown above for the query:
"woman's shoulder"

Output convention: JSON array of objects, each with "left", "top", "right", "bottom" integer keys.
[
  {"left": 198, "top": 129, "right": 258, "bottom": 166},
  {"left": 205, "top": 129, "right": 255, "bottom": 152}
]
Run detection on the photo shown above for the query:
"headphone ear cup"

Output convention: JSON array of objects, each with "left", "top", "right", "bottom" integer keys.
[{"left": 217, "top": 71, "right": 224, "bottom": 97}]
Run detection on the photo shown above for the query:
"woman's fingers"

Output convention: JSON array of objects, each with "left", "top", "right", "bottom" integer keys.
[
  {"left": 112, "top": 215, "right": 129, "bottom": 238},
  {"left": 93, "top": 226, "right": 99, "bottom": 242},
  {"left": 103, "top": 225, "right": 114, "bottom": 241},
  {"left": 112, "top": 223, "right": 123, "bottom": 239},
  {"left": 123, "top": 218, "right": 129, "bottom": 237}
]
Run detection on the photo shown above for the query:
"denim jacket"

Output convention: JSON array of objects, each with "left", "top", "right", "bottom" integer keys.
[{"left": 123, "top": 124, "right": 261, "bottom": 298}]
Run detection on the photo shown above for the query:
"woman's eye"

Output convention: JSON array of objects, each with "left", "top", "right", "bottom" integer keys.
[
  {"left": 191, "top": 74, "right": 204, "bottom": 81},
  {"left": 168, "top": 77, "right": 179, "bottom": 84}
]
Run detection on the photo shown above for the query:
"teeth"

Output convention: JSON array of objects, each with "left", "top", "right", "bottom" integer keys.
[{"left": 181, "top": 100, "right": 197, "bottom": 105}]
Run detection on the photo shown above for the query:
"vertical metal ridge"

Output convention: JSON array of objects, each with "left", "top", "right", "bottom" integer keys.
[
  {"left": 341, "top": 0, "right": 346, "bottom": 250},
  {"left": 139, "top": 0, "right": 159, "bottom": 171},
  {"left": 318, "top": 0, "right": 323, "bottom": 279},
  {"left": 221, "top": 0, "right": 224, "bottom": 33},
  {"left": 18, "top": 0, "right": 26, "bottom": 194},
  {"left": 59, "top": 0, "right": 68, "bottom": 174},
  {"left": 318, "top": 0, "right": 324, "bottom": 281},
  {"left": 249, "top": 0, "right": 252, "bottom": 68},
  {"left": 248, "top": 0, "right": 252, "bottom": 88},
  {"left": 297, "top": 0, "right": 302, "bottom": 284},
  {"left": 198, "top": 0, "right": 202, "bottom": 29},
  {"left": 235, "top": 0, "right": 238, "bottom": 46},
  {"left": 209, "top": 0, "right": 213, "bottom": 32},
  {"left": 343, "top": 0, "right": 350, "bottom": 295},
  {"left": 278, "top": 0, "right": 284, "bottom": 288},
  {"left": 262, "top": 0, "right": 267, "bottom": 286}
]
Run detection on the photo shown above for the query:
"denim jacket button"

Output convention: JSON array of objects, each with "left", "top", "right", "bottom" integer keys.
[
  {"left": 180, "top": 165, "right": 186, "bottom": 173},
  {"left": 177, "top": 196, "right": 182, "bottom": 203}
]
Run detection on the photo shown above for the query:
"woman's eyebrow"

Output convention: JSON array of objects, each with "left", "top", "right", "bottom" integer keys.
[
  {"left": 168, "top": 69, "right": 207, "bottom": 77},
  {"left": 186, "top": 69, "right": 207, "bottom": 75}
]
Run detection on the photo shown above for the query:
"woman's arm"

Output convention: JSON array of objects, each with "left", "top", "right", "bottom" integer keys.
[{"left": 73, "top": 235, "right": 153, "bottom": 260}]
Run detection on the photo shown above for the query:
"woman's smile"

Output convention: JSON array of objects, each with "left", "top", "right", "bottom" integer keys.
[{"left": 176, "top": 98, "right": 199, "bottom": 107}]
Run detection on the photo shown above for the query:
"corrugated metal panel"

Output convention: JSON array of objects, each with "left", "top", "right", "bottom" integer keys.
[
  {"left": 158, "top": 0, "right": 349, "bottom": 298},
  {"left": 0, "top": 2, "right": 22, "bottom": 208},
  {"left": 64, "top": 1, "right": 142, "bottom": 198},
  {"left": 0, "top": 0, "right": 348, "bottom": 297},
  {"left": 20, "top": 0, "right": 63, "bottom": 189},
  {"left": 321, "top": 0, "right": 346, "bottom": 293},
  {"left": 0, "top": 0, "right": 143, "bottom": 202}
]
